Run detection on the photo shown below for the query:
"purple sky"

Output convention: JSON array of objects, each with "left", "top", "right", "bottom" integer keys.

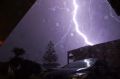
[{"left": 0, "top": 0, "right": 120, "bottom": 66}]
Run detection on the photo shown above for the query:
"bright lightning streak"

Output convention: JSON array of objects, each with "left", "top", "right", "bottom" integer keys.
[{"left": 73, "top": 0, "right": 94, "bottom": 46}]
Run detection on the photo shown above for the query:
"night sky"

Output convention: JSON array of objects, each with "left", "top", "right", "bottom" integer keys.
[{"left": 0, "top": 0, "right": 120, "bottom": 66}]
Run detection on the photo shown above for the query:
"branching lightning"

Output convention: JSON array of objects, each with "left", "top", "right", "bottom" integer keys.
[{"left": 73, "top": 0, "right": 94, "bottom": 46}]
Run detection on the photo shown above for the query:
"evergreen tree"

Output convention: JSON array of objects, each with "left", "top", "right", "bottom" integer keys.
[
  {"left": 12, "top": 47, "right": 25, "bottom": 57},
  {"left": 43, "top": 41, "right": 59, "bottom": 68}
]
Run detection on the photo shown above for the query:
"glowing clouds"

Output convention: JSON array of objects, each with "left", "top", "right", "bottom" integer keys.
[{"left": 73, "top": 0, "right": 94, "bottom": 46}]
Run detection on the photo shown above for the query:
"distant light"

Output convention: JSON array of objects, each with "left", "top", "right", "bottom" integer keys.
[
  {"left": 76, "top": 67, "right": 87, "bottom": 71},
  {"left": 76, "top": 72, "right": 86, "bottom": 76},
  {"left": 84, "top": 59, "right": 91, "bottom": 67},
  {"left": 0, "top": 41, "right": 3, "bottom": 46},
  {"left": 76, "top": 59, "right": 91, "bottom": 71}
]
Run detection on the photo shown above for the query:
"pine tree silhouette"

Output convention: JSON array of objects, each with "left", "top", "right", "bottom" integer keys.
[{"left": 43, "top": 41, "right": 59, "bottom": 69}]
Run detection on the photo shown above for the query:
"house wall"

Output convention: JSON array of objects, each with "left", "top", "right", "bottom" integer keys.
[{"left": 68, "top": 39, "right": 120, "bottom": 71}]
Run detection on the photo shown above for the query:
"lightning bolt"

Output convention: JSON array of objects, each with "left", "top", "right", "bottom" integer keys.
[{"left": 73, "top": 0, "right": 94, "bottom": 46}]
